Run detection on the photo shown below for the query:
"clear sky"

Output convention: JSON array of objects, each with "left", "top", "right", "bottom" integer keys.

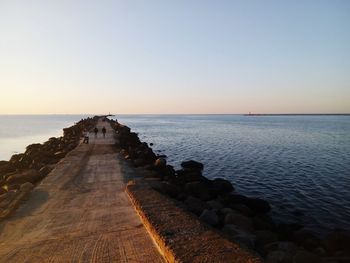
[{"left": 0, "top": 0, "right": 349, "bottom": 114}]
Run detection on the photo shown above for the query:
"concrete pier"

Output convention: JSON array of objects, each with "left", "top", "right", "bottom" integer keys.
[{"left": 0, "top": 119, "right": 164, "bottom": 262}]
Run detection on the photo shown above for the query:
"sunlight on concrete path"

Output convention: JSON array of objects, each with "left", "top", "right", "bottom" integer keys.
[{"left": 0, "top": 118, "right": 164, "bottom": 262}]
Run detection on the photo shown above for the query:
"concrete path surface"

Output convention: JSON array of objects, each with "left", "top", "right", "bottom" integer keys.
[{"left": 0, "top": 119, "right": 165, "bottom": 262}]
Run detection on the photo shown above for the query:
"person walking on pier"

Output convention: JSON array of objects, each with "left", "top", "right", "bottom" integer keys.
[
  {"left": 93, "top": 127, "right": 98, "bottom": 138},
  {"left": 83, "top": 130, "right": 89, "bottom": 144},
  {"left": 102, "top": 126, "right": 106, "bottom": 138}
]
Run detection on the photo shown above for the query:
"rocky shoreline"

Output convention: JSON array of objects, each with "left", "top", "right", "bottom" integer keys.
[
  {"left": 109, "top": 118, "right": 350, "bottom": 263},
  {"left": 0, "top": 117, "right": 98, "bottom": 220}
]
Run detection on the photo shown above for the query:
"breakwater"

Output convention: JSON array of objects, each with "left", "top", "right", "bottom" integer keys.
[
  {"left": 0, "top": 117, "right": 98, "bottom": 219},
  {"left": 110, "top": 118, "right": 350, "bottom": 263}
]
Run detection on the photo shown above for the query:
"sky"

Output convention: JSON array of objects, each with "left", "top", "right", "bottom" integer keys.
[{"left": 0, "top": 0, "right": 349, "bottom": 114}]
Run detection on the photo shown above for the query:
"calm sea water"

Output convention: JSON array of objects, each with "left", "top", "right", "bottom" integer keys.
[
  {"left": 116, "top": 114, "right": 350, "bottom": 235},
  {"left": 0, "top": 114, "right": 349, "bottom": 234},
  {"left": 0, "top": 115, "right": 88, "bottom": 161}
]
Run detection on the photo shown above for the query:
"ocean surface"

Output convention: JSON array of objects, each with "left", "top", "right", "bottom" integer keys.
[
  {"left": 116, "top": 114, "right": 350, "bottom": 235},
  {"left": 0, "top": 115, "right": 89, "bottom": 161},
  {"left": 1, "top": 114, "right": 350, "bottom": 235}
]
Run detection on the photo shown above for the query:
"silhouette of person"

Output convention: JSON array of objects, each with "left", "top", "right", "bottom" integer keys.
[
  {"left": 83, "top": 130, "right": 89, "bottom": 144},
  {"left": 102, "top": 127, "right": 106, "bottom": 138},
  {"left": 94, "top": 127, "right": 98, "bottom": 138}
]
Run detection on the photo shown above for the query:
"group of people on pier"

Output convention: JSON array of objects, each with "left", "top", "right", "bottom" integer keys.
[{"left": 83, "top": 126, "right": 106, "bottom": 144}]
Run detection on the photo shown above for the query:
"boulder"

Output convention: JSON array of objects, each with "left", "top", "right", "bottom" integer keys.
[
  {"left": 219, "top": 194, "right": 248, "bottom": 207},
  {"left": 292, "top": 229, "right": 320, "bottom": 251},
  {"left": 184, "top": 181, "right": 216, "bottom": 201},
  {"left": 177, "top": 170, "right": 206, "bottom": 183},
  {"left": 154, "top": 158, "right": 166, "bottom": 170},
  {"left": 212, "top": 178, "right": 234, "bottom": 193},
  {"left": 184, "top": 196, "right": 209, "bottom": 216},
  {"left": 266, "top": 250, "right": 293, "bottom": 263},
  {"left": 5, "top": 169, "right": 42, "bottom": 185},
  {"left": 322, "top": 229, "right": 350, "bottom": 256},
  {"left": 276, "top": 223, "right": 303, "bottom": 241},
  {"left": 224, "top": 211, "right": 253, "bottom": 232},
  {"left": 253, "top": 214, "right": 276, "bottom": 231},
  {"left": 245, "top": 197, "right": 271, "bottom": 214},
  {"left": 206, "top": 200, "right": 224, "bottom": 210},
  {"left": 293, "top": 250, "right": 325, "bottom": 263},
  {"left": 20, "top": 182, "right": 34, "bottom": 193},
  {"left": 255, "top": 230, "right": 278, "bottom": 247},
  {"left": 199, "top": 209, "right": 219, "bottom": 226},
  {"left": 231, "top": 204, "right": 253, "bottom": 216},
  {"left": 133, "top": 158, "right": 145, "bottom": 167},
  {"left": 181, "top": 160, "right": 204, "bottom": 171},
  {"left": 150, "top": 181, "right": 181, "bottom": 199}
]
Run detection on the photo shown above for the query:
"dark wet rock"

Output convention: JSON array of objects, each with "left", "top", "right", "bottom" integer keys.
[
  {"left": 231, "top": 204, "right": 254, "bottom": 217},
  {"left": 222, "top": 224, "right": 256, "bottom": 248},
  {"left": 219, "top": 194, "right": 248, "bottom": 209},
  {"left": 276, "top": 223, "right": 303, "bottom": 241},
  {"left": 199, "top": 209, "right": 219, "bottom": 226},
  {"left": 206, "top": 200, "right": 224, "bottom": 210},
  {"left": 212, "top": 178, "right": 234, "bottom": 193},
  {"left": 162, "top": 165, "right": 176, "bottom": 178},
  {"left": 224, "top": 211, "right": 253, "bottom": 232},
  {"left": 181, "top": 160, "right": 204, "bottom": 171},
  {"left": 219, "top": 207, "right": 235, "bottom": 215},
  {"left": 264, "top": 241, "right": 298, "bottom": 260},
  {"left": 184, "top": 196, "right": 209, "bottom": 216},
  {"left": 292, "top": 229, "right": 320, "bottom": 251},
  {"left": 184, "top": 181, "right": 216, "bottom": 201},
  {"left": 322, "top": 229, "right": 350, "bottom": 256},
  {"left": 133, "top": 158, "right": 145, "bottom": 167},
  {"left": 177, "top": 170, "right": 206, "bottom": 183},
  {"left": 293, "top": 250, "right": 325, "bottom": 263},
  {"left": 255, "top": 230, "right": 278, "bottom": 247},
  {"left": 154, "top": 158, "right": 167, "bottom": 170},
  {"left": 150, "top": 181, "right": 181, "bottom": 199},
  {"left": 266, "top": 250, "right": 293, "bottom": 263},
  {"left": 253, "top": 214, "right": 276, "bottom": 231},
  {"left": 245, "top": 197, "right": 271, "bottom": 214}
]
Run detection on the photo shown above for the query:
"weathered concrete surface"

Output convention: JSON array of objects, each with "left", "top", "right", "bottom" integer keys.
[
  {"left": 0, "top": 119, "right": 164, "bottom": 262},
  {"left": 127, "top": 181, "right": 263, "bottom": 263}
]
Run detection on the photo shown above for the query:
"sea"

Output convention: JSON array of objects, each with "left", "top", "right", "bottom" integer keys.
[{"left": 1, "top": 114, "right": 350, "bottom": 235}]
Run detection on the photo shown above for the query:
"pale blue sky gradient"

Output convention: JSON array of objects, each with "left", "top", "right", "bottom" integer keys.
[{"left": 1, "top": 0, "right": 349, "bottom": 114}]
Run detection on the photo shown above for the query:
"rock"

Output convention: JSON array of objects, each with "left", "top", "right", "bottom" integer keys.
[
  {"left": 222, "top": 224, "right": 256, "bottom": 248},
  {"left": 5, "top": 169, "right": 42, "bottom": 185},
  {"left": 255, "top": 230, "right": 278, "bottom": 247},
  {"left": 133, "top": 158, "right": 145, "bottom": 167},
  {"left": 0, "top": 190, "right": 17, "bottom": 208},
  {"left": 206, "top": 200, "right": 224, "bottom": 210},
  {"left": 184, "top": 181, "right": 216, "bottom": 201},
  {"left": 322, "top": 229, "right": 350, "bottom": 256},
  {"left": 224, "top": 211, "right": 253, "bottom": 232},
  {"left": 245, "top": 197, "right": 271, "bottom": 214},
  {"left": 181, "top": 160, "right": 204, "bottom": 171},
  {"left": 276, "top": 223, "right": 303, "bottom": 241},
  {"left": 219, "top": 207, "right": 235, "bottom": 215},
  {"left": 154, "top": 158, "right": 166, "bottom": 170},
  {"left": 219, "top": 194, "right": 248, "bottom": 207},
  {"left": 20, "top": 182, "right": 34, "bottom": 193},
  {"left": 266, "top": 250, "right": 293, "bottom": 263},
  {"left": 264, "top": 241, "right": 298, "bottom": 255},
  {"left": 177, "top": 170, "right": 206, "bottom": 183},
  {"left": 253, "top": 214, "right": 276, "bottom": 231},
  {"left": 199, "top": 209, "right": 219, "bottom": 226},
  {"left": 212, "top": 178, "right": 234, "bottom": 193},
  {"left": 184, "top": 196, "right": 209, "bottom": 216},
  {"left": 292, "top": 229, "right": 320, "bottom": 251},
  {"left": 231, "top": 204, "right": 253, "bottom": 216},
  {"left": 150, "top": 181, "right": 181, "bottom": 199},
  {"left": 293, "top": 250, "right": 325, "bottom": 263}
]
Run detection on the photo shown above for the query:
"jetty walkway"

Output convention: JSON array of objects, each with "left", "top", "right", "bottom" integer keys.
[{"left": 0, "top": 119, "right": 164, "bottom": 262}]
